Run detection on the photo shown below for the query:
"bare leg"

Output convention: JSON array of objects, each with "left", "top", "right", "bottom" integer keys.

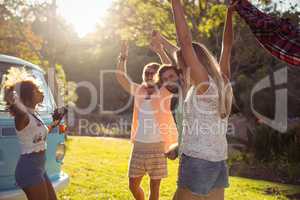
[
  {"left": 44, "top": 174, "right": 58, "bottom": 200},
  {"left": 172, "top": 189, "right": 179, "bottom": 200},
  {"left": 129, "top": 176, "right": 145, "bottom": 200},
  {"left": 206, "top": 187, "right": 224, "bottom": 200},
  {"left": 173, "top": 187, "right": 205, "bottom": 200},
  {"left": 149, "top": 179, "right": 161, "bottom": 200},
  {"left": 23, "top": 181, "right": 49, "bottom": 200}
]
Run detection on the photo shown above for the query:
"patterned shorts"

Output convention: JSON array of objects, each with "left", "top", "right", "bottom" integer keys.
[{"left": 128, "top": 142, "right": 168, "bottom": 180}]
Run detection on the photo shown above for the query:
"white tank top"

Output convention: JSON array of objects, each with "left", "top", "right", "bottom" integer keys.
[
  {"left": 16, "top": 111, "right": 48, "bottom": 155},
  {"left": 180, "top": 76, "right": 229, "bottom": 161},
  {"left": 135, "top": 100, "right": 162, "bottom": 143}
]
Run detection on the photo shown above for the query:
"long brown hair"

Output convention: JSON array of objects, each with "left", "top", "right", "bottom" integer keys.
[{"left": 176, "top": 42, "right": 233, "bottom": 118}]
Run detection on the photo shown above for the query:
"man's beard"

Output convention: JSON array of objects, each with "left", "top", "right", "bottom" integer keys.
[
  {"left": 168, "top": 87, "right": 179, "bottom": 94},
  {"left": 166, "top": 80, "right": 181, "bottom": 94}
]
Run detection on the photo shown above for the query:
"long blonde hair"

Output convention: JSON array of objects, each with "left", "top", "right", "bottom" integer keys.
[{"left": 177, "top": 42, "right": 233, "bottom": 118}]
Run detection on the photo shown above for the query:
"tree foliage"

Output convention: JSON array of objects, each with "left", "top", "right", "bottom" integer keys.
[
  {"left": 1, "top": 0, "right": 299, "bottom": 122},
  {"left": 0, "top": 0, "right": 78, "bottom": 105}
]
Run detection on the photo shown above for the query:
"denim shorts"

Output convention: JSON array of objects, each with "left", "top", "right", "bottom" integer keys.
[
  {"left": 15, "top": 151, "right": 50, "bottom": 188},
  {"left": 177, "top": 154, "right": 229, "bottom": 196}
]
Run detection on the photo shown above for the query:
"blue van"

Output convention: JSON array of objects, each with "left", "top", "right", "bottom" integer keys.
[{"left": 0, "top": 54, "right": 69, "bottom": 200}]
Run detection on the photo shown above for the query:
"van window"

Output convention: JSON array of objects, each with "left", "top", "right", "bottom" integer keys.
[{"left": 0, "top": 62, "right": 55, "bottom": 113}]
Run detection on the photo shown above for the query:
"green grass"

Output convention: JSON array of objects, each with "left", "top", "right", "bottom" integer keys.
[{"left": 58, "top": 136, "right": 300, "bottom": 200}]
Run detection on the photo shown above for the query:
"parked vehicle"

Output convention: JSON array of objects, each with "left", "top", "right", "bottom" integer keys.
[{"left": 0, "top": 54, "right": 69, "bottom": 200}]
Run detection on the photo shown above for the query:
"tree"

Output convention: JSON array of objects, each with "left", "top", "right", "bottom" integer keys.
[
  {"left": 0, "top": 0, "right": 43, "bottom": 63},
  {"left": 103, "top": 0, "right": 300, "bottom": 139},
  {"left": 0, "top": 0, "right": 79, "bottom": 106}
]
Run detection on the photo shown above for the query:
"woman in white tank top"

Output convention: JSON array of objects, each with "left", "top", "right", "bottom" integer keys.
[
  {"left": 3, "top": 68, "right": 62, "bottom": 200},
  {"left": 171, "top": 0, "right": 235, "bottom": 199}
]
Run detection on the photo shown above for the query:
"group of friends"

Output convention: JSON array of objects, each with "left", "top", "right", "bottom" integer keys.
[
  {"left": 3, "top": 0, "right": 299, "bottom": 199},
  {"left": 116, "top": 0, "right": 234, "bottom": 199}
]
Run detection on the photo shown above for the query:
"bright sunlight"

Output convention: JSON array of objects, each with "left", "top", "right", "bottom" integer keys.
[{"left": 57, "top": 0, "right": 113, "bottom": 37}]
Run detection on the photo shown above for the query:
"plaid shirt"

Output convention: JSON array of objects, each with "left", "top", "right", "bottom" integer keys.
[{"left": 236, "top": 0, "right": 300, "bottom": 67}]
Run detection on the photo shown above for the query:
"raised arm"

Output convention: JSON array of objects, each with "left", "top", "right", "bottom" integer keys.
[
  {"left": 116, "top": 41, "right": 139, "bottom": 95},
  {"left": 153, "top": 31, "right": 179, "bottom": 61},
  {"left": 171, "top": 0, "right": 209, "bottom": 93},
  {"left": 219, "top": 4, "right": 235, "bottom": 80},
  {"left": 161, "top": 35, "right": 179, "bottom": 59},
  {"left": 150, "top": 31, "right": 172, "bottom": 65},
  {"left": 4, "top": 88, "right": 29, "bottom": 131}
]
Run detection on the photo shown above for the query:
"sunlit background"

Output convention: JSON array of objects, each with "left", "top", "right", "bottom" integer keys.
[
  {"left": 55, "top": 0, "right": 298, "bottom": 38},
  {"left": 24, "top": 0, "right": 299, "bottom": 38},
  {"left": 57, "top": 0, "right": 113, "bottom": 37}
]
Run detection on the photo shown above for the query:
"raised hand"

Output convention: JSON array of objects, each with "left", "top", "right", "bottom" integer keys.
[
  {"left": 165, "top": 146, "right": 178, "bottom": 160},
  {"left": 116, "top": 40, "right": 139, "bottom": 95},
  {"left": 228, "top": 0, "right": 239, "bottom": 11},
  {"left": 150, "top": 30, "right": 172, "bottom": 64},
  {"left": 120, "top": 40, "right": 129, "bottom": 59},
  {"left": 4, "top": 87, "right": 28, "bottom": 115},
  {"left": 219, "top": 0, "right": 235, "bottom": 80},
  {"left": 150, "top": 30, "right": 164, "bottom": 53},
  {"left": 4, "top": 87, "right": 16, "bottom": 105}
]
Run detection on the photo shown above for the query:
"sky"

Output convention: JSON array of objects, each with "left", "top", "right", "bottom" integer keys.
[
  {"left": 259, "top": 0, "right": 299, "bottom": 11},
  {"left": 57, "top": 0, "right": 113, "bottom": 37},
  {"left": 54, "top": 0, "right": 298, "bottom": 38}
]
